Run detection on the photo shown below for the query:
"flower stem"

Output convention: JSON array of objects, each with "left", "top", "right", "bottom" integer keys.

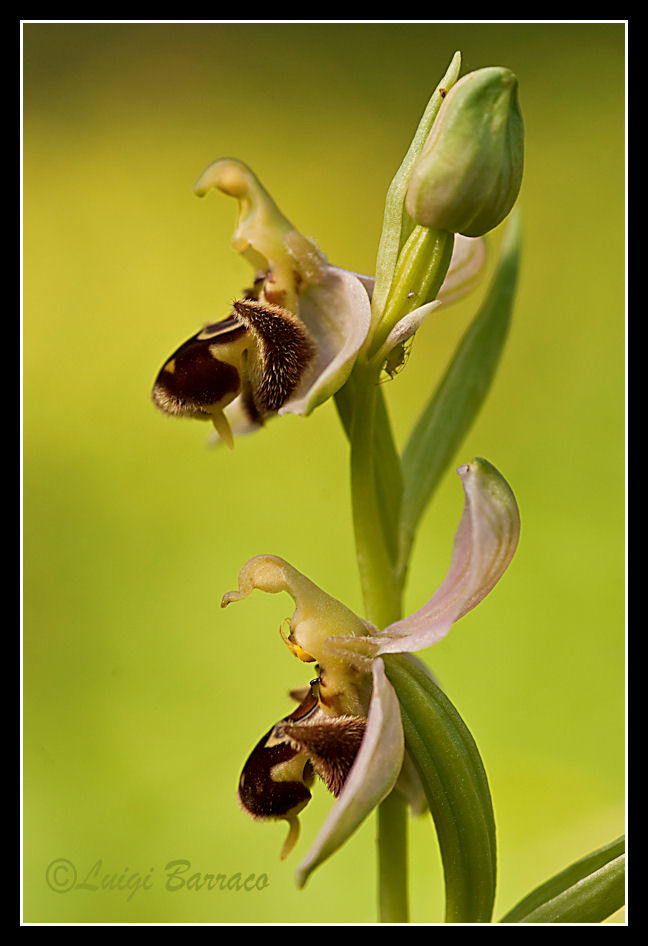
[
  {"left": 369, "top": 226, "right": 454, "bottom": 361},
  {"left": 377, "top": 786, "right": 409, "bottom": 923},
  {"left": 345, "top": 208, "right": 455, "bottom": 924},
  {"left": 346, "top": 359, "right": 409, "bottom": 922},
  {"left": 348, "top": 362, "right": 402, "bottom": 629}
]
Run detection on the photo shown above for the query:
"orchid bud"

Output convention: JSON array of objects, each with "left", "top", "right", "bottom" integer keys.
[{"left": 405, "top": 67, "right": 524, "bottom": 237}]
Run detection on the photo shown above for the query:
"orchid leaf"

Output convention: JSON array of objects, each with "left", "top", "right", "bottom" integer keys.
[
  {"left": 383, "top": 653, "right": 497, "bottom": 923},
  {"left": 499, "top": 836, "right": 625, "bottom": 924},
  {"left": 399, "top": 210, "right": 522, "bottom": 580}
]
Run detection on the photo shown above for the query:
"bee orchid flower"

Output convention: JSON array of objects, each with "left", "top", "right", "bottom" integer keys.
[
  {"left": 220, "top": 457, "right": 520, "bottom": 887},
  {"left": 151, "top": 159, "right": 486, "bottom": 447}
]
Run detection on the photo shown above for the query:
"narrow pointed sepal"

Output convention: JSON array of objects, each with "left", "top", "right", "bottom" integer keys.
[{"left": 378, "top": 457, "right": 520, "bottom": 654}]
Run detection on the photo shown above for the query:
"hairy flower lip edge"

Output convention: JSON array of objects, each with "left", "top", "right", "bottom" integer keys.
[{"left": 203, "top": 263, "right": 372, "bottom": 444}]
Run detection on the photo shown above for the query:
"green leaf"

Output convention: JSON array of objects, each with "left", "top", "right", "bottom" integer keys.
[
  {"left": 499, "top": 836, "right": 625, "bottom": 924},
  {"left": 399, "top": 210, "right": 522, "bottom": 579},
  {"left": 383, "top": 653, "right": 497, "bottom": 923},
  {"left": 372, "top": 51, "right": 462, "bottom": 323},
  {"left": 377, "top": 782, "right": 410, "bottom": 923}
]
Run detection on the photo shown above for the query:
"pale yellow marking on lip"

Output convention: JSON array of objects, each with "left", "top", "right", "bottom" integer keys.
[
  {"left": 197, "top": 321, "right": 242, "bottom": 341},
  {"left": 163, "top": 358, "right": 176, "bottom": 374}
]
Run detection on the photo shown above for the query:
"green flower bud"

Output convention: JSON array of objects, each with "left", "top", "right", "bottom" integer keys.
[{"left": 405, "top": 67, "right": 524, "bottom": 237}]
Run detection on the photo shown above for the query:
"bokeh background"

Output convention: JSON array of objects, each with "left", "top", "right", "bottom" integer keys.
[{"left": 23, "top": 22, "right": 626, "bottom": 923}]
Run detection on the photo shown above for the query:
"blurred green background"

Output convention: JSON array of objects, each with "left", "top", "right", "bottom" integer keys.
[{"left": 23, "top": 22, "right": 625, "bottom": 923}]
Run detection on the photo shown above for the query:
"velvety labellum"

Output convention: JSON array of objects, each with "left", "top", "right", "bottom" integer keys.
[
  {"left": 151, "top": 316, "right": 247, "bottom": 419},
  {"left": 237, "top": 678, "right": 366, "bottom": 859},
  {"left": 151, "top": 298, "right": 316, "bottom": 447}
]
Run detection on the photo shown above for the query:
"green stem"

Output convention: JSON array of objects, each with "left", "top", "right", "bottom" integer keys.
[
  {"left": 377, "top": 788, "right": 409, "bottom": 923},
  {"left": 345, "top": 199, "right": 455, "bottom": 926},
  {"left": 349, "top": 362, "right": 402, "bottom": 629},
  {"left": 369, "top": 226, "right": 454, "bottom": 361},
  {"left": 346, "top": 360, "right": 409, "bottom": 922}
]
